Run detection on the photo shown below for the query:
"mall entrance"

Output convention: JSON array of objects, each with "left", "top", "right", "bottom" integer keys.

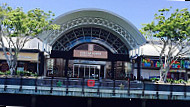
[
  {"left": 72, "top": 60, "right": 106, "bottom": 79},
  {"left": 49, "top": 42, "right": 131, "bottom": 80},
  {"left": 73, "top": 64, "right": 103, "bottom": 79}
]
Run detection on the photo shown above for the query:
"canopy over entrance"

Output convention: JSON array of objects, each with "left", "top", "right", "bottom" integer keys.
[{"left": 38, "top": 9, "right": 146, "bottom": 54}]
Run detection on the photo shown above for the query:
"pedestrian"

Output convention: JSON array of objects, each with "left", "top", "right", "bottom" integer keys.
[
  {"left": 140, "top": 76, "right": 143, "bottom": 81},
  {"left": 133, "top": 76, "right": 136, "bottom": 80}
]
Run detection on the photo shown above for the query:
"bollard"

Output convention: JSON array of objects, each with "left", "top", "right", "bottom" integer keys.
[
  {"left": 169, "top": 82, "right": 173, "bottom": 99},
  {"left": 82, "top": 77, "right": 84, "bottom": 95},
  {"left": 142, "top": 80, "right": 145, "bottom": 96},
  {"left": 19, "top": 76, "right": 23, "bottom": 91},
  {"left": 113, "top": 79, "right": 115, "bottom": 96},
  {"left": 142, "top": 99, "right": 146, "bottom": 107},
  {"left": 156, "top": 83, "right": 159, "bottom": 99},
  {"left": 31, "top": 95, "right": 36, "bottom": 107},
  {"left": 35, "top": 77, "right": 38, "bottom": 92},
  {"left": 99, "top": 78, "right": 102, "bottom": 96},
  {"left": 87, "top": 98, "right": 92, "bottom": 107},
  {"left": 97, "top": 78, "right": 100, "bottom": 95},
  {"left": 184, "top": 83, "right": 186, "bottom": 98},
  {"left": 66, "top": 77, "right": 69, "bottom": 94},
  {"left": 128, "top": 78, "right": 130, "bottom": 96},
  {"left": 4, "top": 76, "right": 7, "bottom": 91},
  {"left": 50, "top": 76, "right": 53, "bottom": 93}
]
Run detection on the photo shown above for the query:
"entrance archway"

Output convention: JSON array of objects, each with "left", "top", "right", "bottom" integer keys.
[
  {"left": 40, "top": 9, "right": 146, "bottom": 80},
  {"left": 50, "top": 42, "right": 130, "bottom": 79}
]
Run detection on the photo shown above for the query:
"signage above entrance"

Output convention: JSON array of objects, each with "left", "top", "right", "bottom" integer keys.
[{"left": 73, "top": 44, "right": 108, "bottom": 59}]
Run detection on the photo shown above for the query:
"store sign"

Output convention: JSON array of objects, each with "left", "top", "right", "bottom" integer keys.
[
  {"left": 142, "top": 58, "right": 190, "bottom": 69},
  {"left": 73, "top": 44, "right": 108, "bottom": 59},
  {"left": 74, "top": 50, "right": 107, "bottom": 59},
  {"left": 0, "top": 52, "right": 38, "bottom": 62}
]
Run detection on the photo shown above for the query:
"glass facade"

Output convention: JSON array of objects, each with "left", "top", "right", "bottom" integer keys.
[{"left": 46, "top": 58, "right": 132, "bottom": 80}]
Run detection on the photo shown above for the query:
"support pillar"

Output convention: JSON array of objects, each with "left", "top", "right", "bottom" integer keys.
[
  {"left": 141, "top": 99, "right": 146, "bottom": 107},
  {"left": 122, "top": 61, "right": 125, "bottom": 78},
  {"left": 111, "top": 60, "right": 115, "bottom": 96},
  {"left": 111, "top": 61, "right": 115, "bottom": 79},
  {"left": 64, "top": 59, "right": 69, "bottom": 77},
  {"left": 137, "top": 56, "right": 142, "bottom": 81},
  {"left": 31, "top": 95, "right": 36, "bottom": 107},
  {"left": 37, "top": 53, "right": 39, "bottom": 75},
  {"left": 132, "top": 59, "right": 135, "bottom": 80},
  {"left": 104, "top": 65, "right": 106, "bottom": 79},
  {"left": 185, "top": 68, "right": 188, "bottom": 81},
  {"left": 43, "top": 58, "right": 47, "bottom": 77},
  {"left": 87, "top": 98, "right": 92, "bottom": 107}
]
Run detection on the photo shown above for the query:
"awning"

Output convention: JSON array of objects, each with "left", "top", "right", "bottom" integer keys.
[{"left": 0, "top": 52, "right": 39, "bottom": 62}]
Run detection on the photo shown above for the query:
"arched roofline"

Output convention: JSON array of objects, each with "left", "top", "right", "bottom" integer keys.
[
  {"left": 51, "top": 25, "right": 130, "bottom": 51},
  {"left": 38, "top": 8, "right": 146, "bottom": 50}
]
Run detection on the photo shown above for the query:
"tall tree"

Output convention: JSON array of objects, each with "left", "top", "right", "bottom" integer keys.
[
  {"left": 0, "top": 3, "right": 59, "bottom": 75},
  {"left": 141, "top": 7, "right": 190, "bottom": 82}
]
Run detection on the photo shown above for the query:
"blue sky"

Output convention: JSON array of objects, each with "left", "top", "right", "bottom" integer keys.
[{"left": 1, "top": 0, "right": 190, "bottom": 29}]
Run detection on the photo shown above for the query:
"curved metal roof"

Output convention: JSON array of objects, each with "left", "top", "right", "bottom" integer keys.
[{"left": 38, "top": 9, "right": 146, "bottom": 51}]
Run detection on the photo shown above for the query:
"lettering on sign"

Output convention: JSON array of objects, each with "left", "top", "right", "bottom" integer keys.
[{"left": 73, "top": 44, "right": 108, "bottom": 59}]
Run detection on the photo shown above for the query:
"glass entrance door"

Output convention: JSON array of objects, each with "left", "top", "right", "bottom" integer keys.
[{"left": 73, "top": 64, "right": 101, "bottom": 79}]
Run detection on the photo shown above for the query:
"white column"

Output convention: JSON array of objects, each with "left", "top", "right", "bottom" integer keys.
[
  {"left": 94, "top": 66, "right": 95, "bottom": 79},
  {"left": 84, "top": 66, "right": 86, "bottom": 78},
  {"left": 78, "top": 65, "right": 80, "bottom": 77},
  {"left": 138, "top": 47, "right": 140, "bottom": 56},
  {"left": 73, "top": 65, "right": 75, "bottom": 77},
  {"left": 135, "top": 49, "right": 137, "bottom": 56},
  {"left": 42, "top": 42, "right": 45, "bottom": 51},
  {"left": 46, "top": 42, "right": 48, "bottom": 52},
  {"left": 104, "top": 65, "right": 106, "bottom": 79},
  {"left": 37, "top": 53, "right": 39, "bottom": 75},
  {"left": 99, "top": 66, "right": 100, "bottom": 79}
]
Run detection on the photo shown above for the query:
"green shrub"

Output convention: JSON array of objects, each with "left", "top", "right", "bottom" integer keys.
[
  {"left": 31, "top": 73, "right": 38, "bottom": 77},
  {"left": 16, "top": 71, "right": 25, "bottom": 76},
  {"left": 0, "top": 71, "right": 5, "bottom": 75},
  {"left": 168, "top": 79, "right": 187, "bottom": 84},
  {"left": 24, "top": 71, "right": 31, "bottom": 76},
  {"left": 166, "top": 78, "right": 173, "bottom": 83},
  {"left": 178, "top": 79, "right": 186, "bottom": 84},
  {"left": 16, "top": 70, "right": 38, "bottom": 77},
  {"left": 5, "top": 71, "right": 11, "bottom": 75},
  {"left": 150, "top": 78, "right": 159, "bottom": 82},
  {"left": 29, "top": 72, "right": 32, "bottom": 75},
  {"left": 173, "top": 80, "right": 180, "bottom": 84},
  {"left": 16, "top": 71, "right": 21, "bottom": 75},
  {"left": 17, "top": 70, "right": 36, "bottom": 76},
  {"left": 33, "top": 73, "right": 38, "bottom": 77}
]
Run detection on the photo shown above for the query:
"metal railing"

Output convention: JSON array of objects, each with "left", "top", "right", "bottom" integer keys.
[{"left": 0, "top": 76, "right": 190, "bottom": 98}]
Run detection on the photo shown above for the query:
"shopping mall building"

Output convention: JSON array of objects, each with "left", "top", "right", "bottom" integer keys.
[{"left": 0, "top": 9, "right": 190, "bottom": 80}]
